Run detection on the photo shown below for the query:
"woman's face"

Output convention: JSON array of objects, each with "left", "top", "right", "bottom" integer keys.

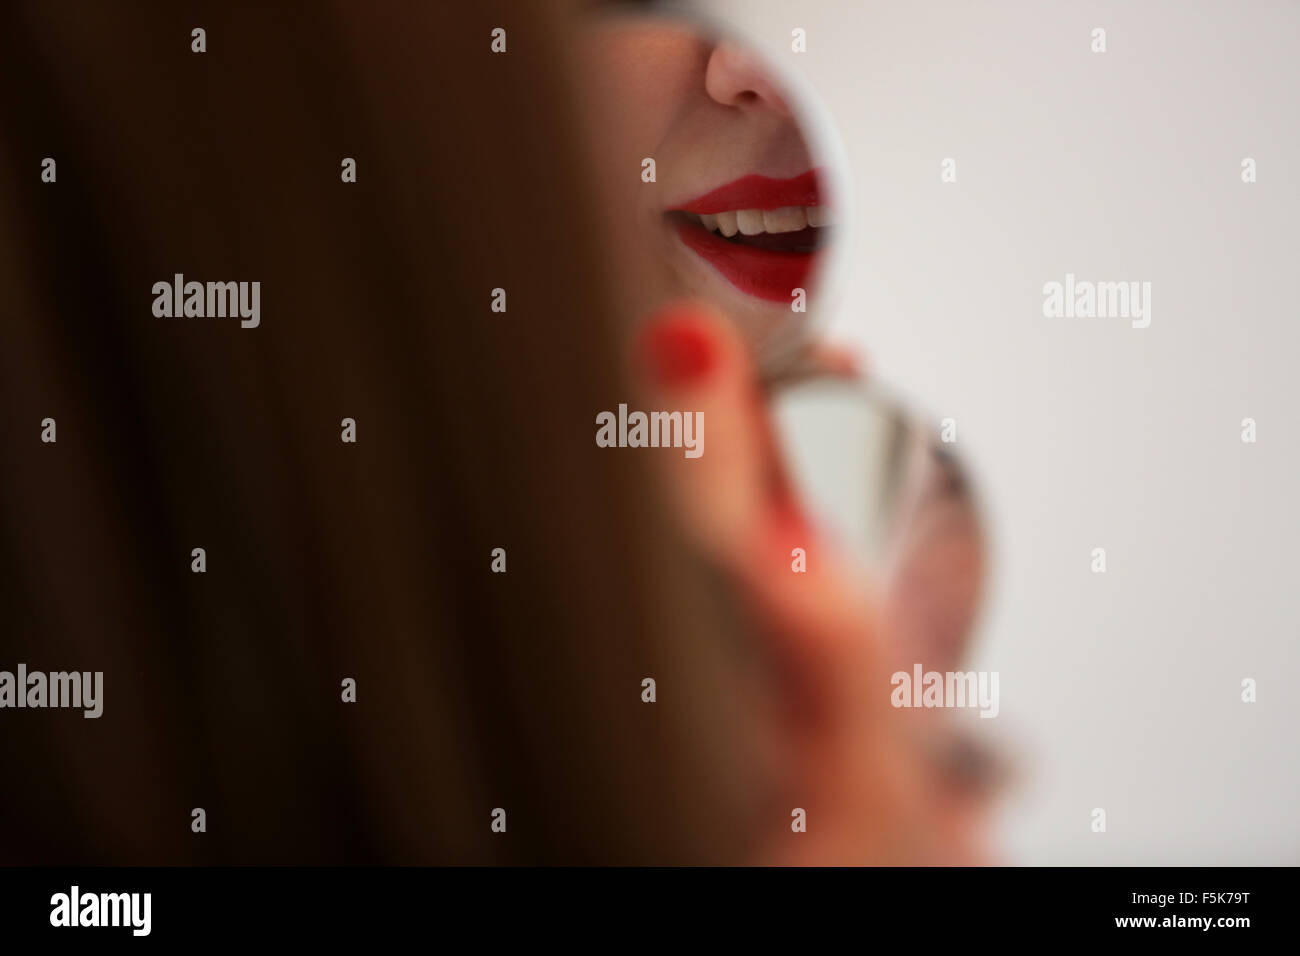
[{"left": 580, "top": 21, "right": 833, "bottom": 353}]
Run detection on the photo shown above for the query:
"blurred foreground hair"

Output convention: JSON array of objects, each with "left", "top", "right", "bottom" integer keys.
[{"left": 0, "top": 0, "right": 761, "bottom": 864}]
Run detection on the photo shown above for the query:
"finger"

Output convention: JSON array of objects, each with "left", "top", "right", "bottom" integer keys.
[{"left": 633, "top": 300, "right": 776, "bottom": 560}]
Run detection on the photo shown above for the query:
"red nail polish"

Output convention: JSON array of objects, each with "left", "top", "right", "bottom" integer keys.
[{"left": 637, "top": 306, "right": 715, "bottom": 386}]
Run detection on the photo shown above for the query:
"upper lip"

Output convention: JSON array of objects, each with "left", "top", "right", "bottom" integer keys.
[{"left": 668, "top": 169, "right": 823, "bottom": 214}]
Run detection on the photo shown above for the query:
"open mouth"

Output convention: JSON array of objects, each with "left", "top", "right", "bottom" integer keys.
[{"left": 666, "top": 171, "right": 832, "bottom": 303}]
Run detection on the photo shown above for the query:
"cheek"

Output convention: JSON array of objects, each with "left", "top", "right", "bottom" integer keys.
[{"left": 582, "top": 32, "right": 704, "bottom": 158}]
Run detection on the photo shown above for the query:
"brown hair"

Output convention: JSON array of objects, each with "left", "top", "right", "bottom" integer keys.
[{"left": 0, "top": 0, "right": 762, "bottom": 864}]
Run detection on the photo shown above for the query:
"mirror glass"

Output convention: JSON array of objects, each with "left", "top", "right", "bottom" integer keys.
[
  {"left": 577, "top": 5, "right": 839, "bottom": 367},
  {"left": 773, "top": 377, "right": 987, "bottom": 673}
]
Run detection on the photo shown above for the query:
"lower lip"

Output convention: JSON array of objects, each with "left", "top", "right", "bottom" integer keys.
[{"left": 672, "top": 220, "right": 818, "bottom": 303}]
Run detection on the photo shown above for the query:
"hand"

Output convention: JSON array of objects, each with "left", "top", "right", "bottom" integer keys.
[{"left": 634, "top": 301, "right": 987, "bottom": 864}]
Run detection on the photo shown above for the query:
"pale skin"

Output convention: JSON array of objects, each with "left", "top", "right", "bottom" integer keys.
[
  {"left": 579, "top": 20, "right": 830, "bottom": 351},
  {"left": 635, "top": 302, "right": 992, "bottom": 864}
]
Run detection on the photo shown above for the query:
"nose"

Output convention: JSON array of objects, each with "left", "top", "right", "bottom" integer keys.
[{"left": 703, "top": 41, "right": 792, "bottom": 117}]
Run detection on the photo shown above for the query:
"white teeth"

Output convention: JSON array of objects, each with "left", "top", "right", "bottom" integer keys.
[
  {"left": 689, "top": 205, "right": 832, "bottom": 236},
  {"left": 761, "top": 206, "right": 808, "bottom": 233},
  {"left": 805, "top": 205, "right": 833, "bottom": 227},
  {"left": 714, "top": 210, "right": 739, "bottom": 237},
  {"left": 735, "top": 209, "right": 766, "bottom": 235}
]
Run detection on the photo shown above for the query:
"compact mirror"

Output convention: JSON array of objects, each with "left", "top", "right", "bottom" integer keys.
[
  {"left": 773, "top": 377, "right": 986, "bottom": 673},
  {"left": 576, "top": 3, "right": 843, "bottom": 370}
]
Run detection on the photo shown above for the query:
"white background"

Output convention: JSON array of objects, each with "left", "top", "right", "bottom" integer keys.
[{"left": 696, "top": 0, "right": 1300, "bottom": 864}]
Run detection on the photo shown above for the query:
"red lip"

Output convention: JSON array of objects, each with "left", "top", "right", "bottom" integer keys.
[
  {"left": 673, "top": 220, "right": 818, "bottom": 303},
  {"left": 670, "top": 170, "right": 823, "bottom": 213}
]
